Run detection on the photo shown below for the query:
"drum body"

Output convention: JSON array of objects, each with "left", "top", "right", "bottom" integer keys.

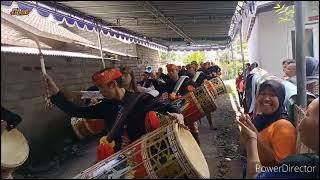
[
  {"left": 209, "top": 77, "right": 227, "bottom": 95},
  {"left": 193, "top": 81, "right": 217, "bottom": 116},
  {"left": 1, "top": 129, "right": 29, "bottom": 179},
  {"left": 74, "top": 123, "right": 210, "bottom": 179},
  {"left": 71, "top": 117, "right": 106, "bottom": 139},
  {"left": 172, "top": 81, "right": 217, "bottom": 125}
]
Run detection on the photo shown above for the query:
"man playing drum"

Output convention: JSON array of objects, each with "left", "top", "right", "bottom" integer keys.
[
  {"left": 162, "top": 64, "right": 201, "bottom": 145},
  {"left": 44, "top": 67, "right": 185, "bottom": 160}
]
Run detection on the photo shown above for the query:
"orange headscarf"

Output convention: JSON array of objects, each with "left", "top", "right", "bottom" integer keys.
[{"left": 92, "top": 68, "right": 122, "bottom": 86}]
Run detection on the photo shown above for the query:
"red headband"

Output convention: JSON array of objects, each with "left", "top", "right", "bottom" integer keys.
[{"left": 92, "top": 68, "right": 122, "bottom": 86}]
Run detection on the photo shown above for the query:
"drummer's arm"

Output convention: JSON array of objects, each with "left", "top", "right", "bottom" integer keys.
[
  {"left": 143, "top": 94, "right": 179, "bottom": 114},
  {"left": 50, "top": 91, "right": 106, "bottom": 119}
]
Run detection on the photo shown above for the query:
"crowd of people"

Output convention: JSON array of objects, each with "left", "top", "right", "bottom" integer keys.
[{"left": 2, "top": 56, "right": 319, "bottom": 179}]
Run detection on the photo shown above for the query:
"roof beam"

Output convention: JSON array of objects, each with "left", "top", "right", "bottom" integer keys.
[{"left": 139, "top": 1, "right": 194, "bottom": 44}]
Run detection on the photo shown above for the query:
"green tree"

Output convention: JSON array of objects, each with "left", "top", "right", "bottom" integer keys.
[
  {"left": 183, "top": 51, "right": 205, "bottom": 64},
  {"left": 274, "top": 3, "right": 294, "bottom": 24}
]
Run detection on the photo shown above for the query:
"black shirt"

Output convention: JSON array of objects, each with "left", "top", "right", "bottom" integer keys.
[
  {"left": 188, "top": 72, "right": 207, "bottom": 87},
  {"left": 159, "top": 73, "right": 169, "bottom": 82},
  {"left": 165, "top": 77, "right": 197, "bottom": 96},
  {"left": 197, "top": 68, "right": 211, "bottom": 79},
  {"left": 210, "top": 65, "right": 222, "bottom": 78},
  {"left": 50, "top": 91, "right": 178, "bottom": 151}
]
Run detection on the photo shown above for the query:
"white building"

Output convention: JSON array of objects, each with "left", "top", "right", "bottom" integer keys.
[{"left": 242, "top": 1, "right": 319, "bottom": 77}]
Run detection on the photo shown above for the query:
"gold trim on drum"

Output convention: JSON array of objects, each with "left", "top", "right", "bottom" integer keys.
[
  {"left": 190, "top": 92, "right": 205, "bottom": 117},
  {"left": 194, "top": 87, "right": 217, "bottom": 115},
  {"left": 73, "top": 123, "right": 210, "bottom": 179},
  {"left": 203, "top": 83, "right": 217, "bottom": 112},
  {"left": 210, "top": 77, "right": 227, "bottom": 95}
]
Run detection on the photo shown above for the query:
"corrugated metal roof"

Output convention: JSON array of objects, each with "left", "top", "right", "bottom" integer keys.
[
  {"left": 1, "top": 4, "right": 94, "bottom": 46},
  {"left": 1, "top": 2, "right": 137, "bottom": 57},
  {"left": 1, "top": 46, "right": 102, "bottom": 59},
  {"left": 48, "top": 1, "right": 238, "bottom": 49},
  {"left": 1, "top": 22, "right": 52, "bottom": 49}
]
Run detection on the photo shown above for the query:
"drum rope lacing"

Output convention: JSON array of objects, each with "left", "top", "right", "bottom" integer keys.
[{"left": 79, "top": 124, "right": 197, "bottom": 178}]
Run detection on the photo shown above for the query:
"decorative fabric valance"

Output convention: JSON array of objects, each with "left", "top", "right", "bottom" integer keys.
[{"left": 1, "top": 1, "right": 168, "bottom": 52}]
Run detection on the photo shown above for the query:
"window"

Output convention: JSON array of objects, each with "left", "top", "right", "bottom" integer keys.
[{"left": 291, "top": 29, "right": 314, "bottom": 59}]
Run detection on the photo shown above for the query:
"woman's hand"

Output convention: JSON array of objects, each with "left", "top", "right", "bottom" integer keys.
[
  {"left": 237, "top": 113, "right": 258, "bottom": 145},
  {"left": 239, "top": 113, "right": 258, "bottom": 134}
]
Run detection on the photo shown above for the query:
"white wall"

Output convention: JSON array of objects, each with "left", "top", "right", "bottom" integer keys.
[
  {"left": 257, "top": 10, "right": 290, "bottom": 77},
  {"left": 248, "top": 17, "right": 259, "bottom": 64},
  {"left": 247, "top": 2, "right": 319, "bottom": 77}
]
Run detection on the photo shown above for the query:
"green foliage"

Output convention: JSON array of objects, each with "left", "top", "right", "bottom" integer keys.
[
  {"left": 216, "top": 59, "right": 247, "bottom": 80},
  {"left": 183, "top": 51, "right": 205, "bottom": 64},
  {"left": 274, "top": 3, "right": 294, "bottom": 24},
  {"left": 160, "top": 51, "right": 205, "bottom": 65}
]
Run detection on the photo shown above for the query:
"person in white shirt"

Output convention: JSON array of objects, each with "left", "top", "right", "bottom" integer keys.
[{"left": 285, "top": 61, "right": 297, "bottom": 85}]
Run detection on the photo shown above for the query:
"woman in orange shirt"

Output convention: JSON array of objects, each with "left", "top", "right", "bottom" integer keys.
[{"left": 240, "top": 80, "right": 297, "bottom": 167}]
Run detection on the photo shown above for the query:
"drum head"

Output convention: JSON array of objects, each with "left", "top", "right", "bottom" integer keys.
[
  {"left": 1, "top": 129, "right": 29, "bottom": 168},
  {"left": 174, "top": 124, "right": 210, "bottom": 178}
]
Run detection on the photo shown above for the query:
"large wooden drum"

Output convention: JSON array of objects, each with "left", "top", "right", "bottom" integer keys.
[
  {"left": 74, "top": 123, "right": 210, "bottom": 179},
  {"left": 1, "top": 129, "right": 29, "bottom": 179},
  {"left": 71, "top": 117, "right": 106, "bottom": 139},
  {"left": 209, "top": 77, "right": 227, "bottom": 95},
  {"left": 172, "top": 81, "right": 217, "bottom": 125}
]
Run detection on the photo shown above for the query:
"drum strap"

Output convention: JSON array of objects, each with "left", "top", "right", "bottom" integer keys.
[
  {"left": 192, "top": 71, "right": 202, "bottom": 82},
  {"left": 173, "top": 76, "right": 189, "bottom": 94},
  {"left": 107, "top": 93, "right": 147, "bottom": 143}
]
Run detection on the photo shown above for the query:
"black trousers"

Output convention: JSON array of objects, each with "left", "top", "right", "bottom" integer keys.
[{"left": 237, "top": 91, "right": 244, "bottom": 107}]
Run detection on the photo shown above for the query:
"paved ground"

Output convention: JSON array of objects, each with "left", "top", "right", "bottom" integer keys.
[{"left": 14, "top": 79, "right": 243, "bottom": 179}]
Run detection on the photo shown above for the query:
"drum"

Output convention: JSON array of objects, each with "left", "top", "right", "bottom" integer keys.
[
  {"left": 71, "top": 117, "right": 106, "bottom": 140},
  {"left": 144, "top": 111, "right": 175, "bottom": 132},
  {"left": 209, "top": 77, "right": 227, "bottom": 95},
  {"left": 170, "top": 81, "right": 217, "bottom": 125},
  {"left": 1, "top": 129, "right": 29, "bottom": 179},
  {"left": 74, "top": 123, "right": 210, "bottom": 179},
  {"left": 194, "top": 81, "right": 217, "bottom": 116}
]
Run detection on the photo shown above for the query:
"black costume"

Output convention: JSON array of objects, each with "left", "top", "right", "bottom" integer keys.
[
  {"left": 50, "top": 91, "right": 178, "bottom": 151},
  {"left": 187, "top": 72, "right": 207, "bottom": 87}
]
